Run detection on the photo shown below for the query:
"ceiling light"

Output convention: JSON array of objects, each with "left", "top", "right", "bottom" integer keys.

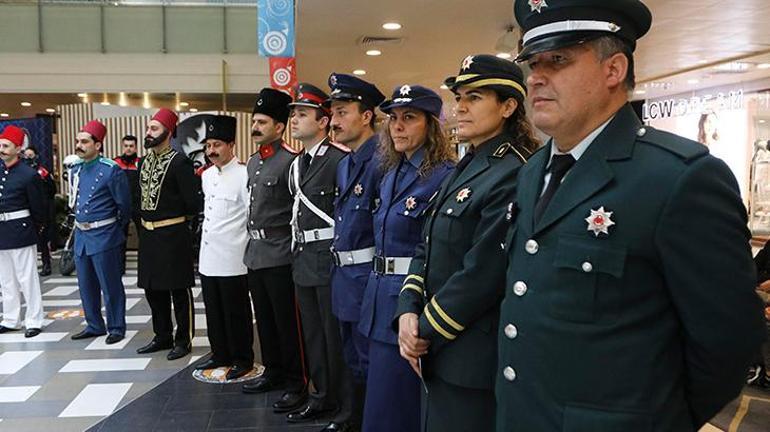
[
  {"left": 20, "top": 102, "right": 31, "bottom": 107},
  {"left": 687, "top": 79, "right": 700, "bottom": 85},
  {"left": 118, "top": 92, "right": 128, "bottom": 107},
  {"left": 179, "top": 102, "right": 189, "bottom": 107},
  {"left": 142, "top": 92, "right": 151, "bottom": 109},
  {"left": 45, "top": 108, "right": 55, "bottom": 113},
  {"left": 759, "top": 63, "right": 770, "bottom": 70},
  {"left": 366, "top": 49, "right": 382, "bottom": 56},
  {"left": 77, "top": 93, "right": 87, "bottom": 98},
  {"left": 353, "top": 69, "right": 366, "bottom": 75},
  {"left": 496, "top": 52, "right": 512, "bottom": 59},
  {"left": 0, "top": 113, "right": 8, "bottom": 118},
  {"left": 100, "top": 101, "right": 111, "bottom": 106},
  {"left": 760, "top": 120, "right": 766, "bottom": 123},
  {"left": 189, "top": 108, "right": 198, "bottom": 113},
  {"left": 382, "top": 22, "right": 401, "bottom": 30}
]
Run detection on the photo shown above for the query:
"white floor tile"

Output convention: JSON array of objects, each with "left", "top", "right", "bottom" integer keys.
[
  {"left": 194, "top": 314, "right": 207, "bottom": 330},
  {"left": 188, "top": 355, "right": 203, "bottom": 365},
  {"left": 121, "top": 276, "right": 137, "bottom": 285},
  {"left": 0, "top": 386, "right": 41, "bottom": 403},
  {"left": 124, "top": 288, "right": 144, "bottom": 295},
  {"left": 58, "top": 383, "right": 132, "bottom": 417},
  {"left": 59, "top": 358, "right": 151, "bottom": 373},
  {"left": 102, "top": 298, "right": 140, "bottom": 312},
  {"left": 84, "top": 330, "right": 138, "bottom": 350},
  {"left": 0, "top": 351, "right": 43, "bottom": 374},
  {"left": 43, "top": 277, "right": 79, "bottom": 284},
  {"left": 0, "top": 333, "right": 67, "bottom": 343},
  {"left": 125, "top": 315, "right": 151, "bottom": 324},
  {"left": 42, "top": 299, "right": 81, "bottom": 307},
  {"left": 43, "top": 286, "right": 80, "bottom": 297},
  {"left": 192, "top": 336, "right": 209, "bottom": 347}
]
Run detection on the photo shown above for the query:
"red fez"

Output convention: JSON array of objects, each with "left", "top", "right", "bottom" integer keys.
[
  {"left": 81, "top": 120, "right": 107, "bottom": 143},
  {"left": 0, "top": 125, "right": 25, "bottom": 148},
  {"left": 152, "top": 108, "right": 179, "bottom": 134}
]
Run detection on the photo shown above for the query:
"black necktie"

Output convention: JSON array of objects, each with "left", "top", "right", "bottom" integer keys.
[
  {"left": 455, "top": 149, "right": 475, "bottom": 173},
  {"left": 534, "top": 154, "right": 576, "bottom": 223},
  {"left": 300, "top": 153, "right": 311, "bottom": 178}
]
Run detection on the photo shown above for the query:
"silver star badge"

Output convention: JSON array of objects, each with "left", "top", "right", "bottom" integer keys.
[
  {"left": 405, "top": 196, "right": 417, "bottom": 210},
  {"left": 456, "top": 187, "right": 471, "bottom": 203},
  {"left": 461, "top": 55, "right": 474, "bottom": 71},
  {"left": 585, "top": 206, "right": 615, "bottom": 237},
  {"left": 399, "top": 85, "right": 412, "bottom": 96},
  {"left": 528, "top": 0, "right": 548, "bottom": 13},
  {"left": 354, "top": 183, "right": 363, "bottom": 196},
  {"left": 330, "top": 74, "right": 338, "bottom": 87}
]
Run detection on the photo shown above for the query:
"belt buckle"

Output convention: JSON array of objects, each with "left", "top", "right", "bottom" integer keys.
[
  {"left": 373, "top": 256, "right": 385, "bottom": 274},
  {"left": 295, "top": 230, "right": 305, "bottom": 244},
  {"left": 331, "top": 249, "right": 341, "bottom": 266},
  {"left": 386, "top": 258, "right": 395, "bottom": 274},
  {"left": 81, "top": 222, "right": 92, "bottom": 230},
  {"left": 0, "top": 214, "right": 6, "bottom": 222},
  {"left": 145, "top": 221, "right": 154, "bottom": 231},
  {"left": 311, "top": 229, "right": 321, "bottom": 240},
  {"left": 249, "top": 229, "right": 260, "bottom": 240}
]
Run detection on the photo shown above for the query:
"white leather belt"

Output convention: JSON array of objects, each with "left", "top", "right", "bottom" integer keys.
[
  {"left": 75, "top": 217, "right": 117, "bottom": 231},
  {"left": 0, "top": 209, "right": 30, "bottom": 222},
  {"left": 295, "top": 227, "right": 335, "bottom": 244},
  {"left": 333, "top": 247, "right": 376, "bottom": 267},
  {"left": 373, "top": 256, "right": 413, "bottom": 275}
]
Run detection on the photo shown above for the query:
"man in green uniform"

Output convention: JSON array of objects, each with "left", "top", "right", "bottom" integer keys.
[{"left": 497, "top": 1, "right": 767, "bottom": 431}]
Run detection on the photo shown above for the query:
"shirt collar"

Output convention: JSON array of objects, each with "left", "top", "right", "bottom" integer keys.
[
  {"left": 405, "top": 146, "right": 425, "bottom": 170},
  {"left": 351, "top": 134, "right": 378, "bottom": 164},
  {"left": 306, "top": 137, "right": 327, "bottom": 158},
  {"left": 216, "top": 156, "right": 239, "bottom": 172},
  {"left": 547, "top": 116, "right": 614, "bottom": 169}
]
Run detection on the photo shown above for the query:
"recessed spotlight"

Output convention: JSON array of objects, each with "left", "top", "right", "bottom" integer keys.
[
  {"left": 366, "top": 49, "right": 382, "bottom": 56},
  {"left": 760, "top": 120, "right": 767, "bottom": 124},
  {"left": 189, "top": 108, "right": 198, "bottom": 113},
  {"left": 353, "top": 69, "right": 366, "bottom": 76},
  {"left": 77, "top": 93, "right": 87, "bottom": 98},
  {"left": 759, "top": 63, "right": 770, "bottom": 70},
  {"left": 634, "top": 89, "right": 646, "bottom": 95},
  {"left": 687, "top": 79, "right": 700, "bottom": 85},
  {"left": 179, "top": 102, "right": 189, "bottom": 107},
  {"left": 382, "top": 22, "right": 401, "bottom": 30},
  {"left": 0, "top": 113, "right": 8, "bottom": 118},
  {"left": 496, "top": 52, "right": 512, "bottom": 59},
  {"left": 100, "top": 101, "right": 111, "bottom": 106},
  {"left": 45, "top": 108, "right": 55, "bottom": 113},
  {"left": 440, "top": 84, "right": 449, "bottom": 90},
  {"left": 20, "top": 102, "right": 31, "bottom": 107}
]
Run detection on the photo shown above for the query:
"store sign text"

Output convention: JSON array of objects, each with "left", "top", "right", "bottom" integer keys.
[{"left": 643, "top": 90, "right": 744, "bottom": 121}]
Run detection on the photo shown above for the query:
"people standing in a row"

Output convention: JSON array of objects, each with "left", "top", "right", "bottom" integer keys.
[
  {"left": 0, "top": 125, "right": 45, "bottom": 338},
  {"left": 396, "top": 55, "right": 537, "bottom": 432},
  {"left": 241, "top": 88, "right": 308, "bottom": 406},
  {"left": 360, "top": 85, "right": 455, "bottom": 432},
  {"left": 495, "top": 1, "right": 766, "bottom": 431},
  {"left": 196, "top": 115, "right": 255, "bottom": 380},
  {"left": 327, "top": 73, "right": 386, "bottom": 432},
  {"left": 68, "top": 120, "right": 131, "bottom": 344},
  {"left": 136, "top": 108, "right": 202, "bottom": 361},
  {"left": 113, "top": 135, "right": 142, "bottom": 274},
  {"left": 284, "top": 84, "right": 351, "bottom": 428},
  {"left": 22, "top": 146, "right": 56, "bottom": 276}
]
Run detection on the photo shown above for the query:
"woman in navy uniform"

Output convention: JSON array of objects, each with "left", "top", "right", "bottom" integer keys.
[
  {"left": 394, "top": 55, "right": 540, "bottom": 431},
  {"left": 359, "top": 85, "right": 454, "bottom": 432}
]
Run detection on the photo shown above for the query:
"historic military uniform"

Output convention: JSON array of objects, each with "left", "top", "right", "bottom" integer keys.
[
  {"left": 395, "top": 57, "right": 531, "bottom": 432},
  {"left": 197, "top": 115, "right": 254, "bottom": 380},
  {"left": 496, "top": 2, "right": 767, "bottom": 431},
  {"left": 70, "top": 121, "right": 131, "bottom": 342},
  {"left": 137, "top": 108, "right": 202, "bottom": 358},
  {"left": 241, "top": 88, "right": 306, "bottom": 396},
  {"left": 285, "top": 84, "right": 354, "bottom": 427},
  {"left": 360, "top": 85, "right": 454, "bottom": 432},
  {"left": 24, "top": 155, "right": 56, "bottom": 276},
  {"left": 0, "top": 125, "right": 46, "bottom": 337}
]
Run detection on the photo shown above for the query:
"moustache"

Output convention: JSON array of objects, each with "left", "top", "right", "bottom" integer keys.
[
  {"left": 207, "top": 153, "right": 219, "bottom": 158},
  {"left": 251, "top": 131, "right": 262, "bottom": 137},
  {"left": 75, "top": 148, "right": 85, "bottom": 153},
  {"left": 144, "top": 130, "right": 169, "bottom": 149}
]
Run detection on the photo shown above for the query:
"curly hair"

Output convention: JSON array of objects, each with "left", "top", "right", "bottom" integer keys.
[
  {"left": 378, "top": 113, "right": 456, "bottom": 176},
  {"left": 495, "top": 93, "right": 541, "bottom": 154}
]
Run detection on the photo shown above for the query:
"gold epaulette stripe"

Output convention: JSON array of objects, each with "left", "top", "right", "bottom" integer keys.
[{"left": 430, "top": 297, "right": 465, "bottom": 332}]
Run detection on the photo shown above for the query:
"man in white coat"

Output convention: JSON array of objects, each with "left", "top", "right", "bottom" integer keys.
[{"left": 195, "top": 115, "right": 254, "bottom": 381}]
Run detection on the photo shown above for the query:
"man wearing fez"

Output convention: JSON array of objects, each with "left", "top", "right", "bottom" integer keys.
[
  {"left": 241, "top": 88, "right": 308, "bottom": 400},
  {"left": 497, "top": 1, "right": 767, "bottom": 431},
  {"left": 0, "top": 125, "right": 45, "bottom": 338},
  {"left": 195, "top": 115, "right": 254, "bottom": 381},
  {"left": 68, "top": 120, "right": 131, "bottom": 344},
  {"left": 136, "top": 108, "right": 202, "bottom": 361},
  {"left": 284, "top": 83, "right": 352, "bottom": 427}
]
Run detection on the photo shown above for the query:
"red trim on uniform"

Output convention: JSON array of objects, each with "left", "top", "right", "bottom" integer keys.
[
  {"left": 37, "top": 166, "right": 50, "bottom": 179},
  {"left": 259, "top": 144, "right": 276, "bottom": 160},
  {"left": 299, "top": 92, "right": 325, "bottom": 106},
  {"left": 195, "top": 163, "right": 213, "bottom": 177},
  {"left": 113, "top": 156, "right": 139, "bottom": 170},
  {"left": 328, "top": 141, "right": 351, "bottom": 153},
  {"left": 281, "top": 142, "right": 301, "bottom": 155}
]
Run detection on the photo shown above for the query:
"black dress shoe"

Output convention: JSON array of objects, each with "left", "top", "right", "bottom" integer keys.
[
  {"left": 273, "top": 390, "right": 308, "bottom": 413},
  {"left": 0, "top": 326, "right": 19, "bottom": 334},
  {"left": 136, "top": 339, "right": 173, "bottom": 354},
  {"left": 242, "top": 376, "right": 284, "bottom": 394},
  {"left": 105, "top": 334, "right": 124, "bottom": 345},
  {"left": 194, "top": 358, "right": 227, "bottom": 371},
  {"left": 166, "top": 344, "right": 191, "bottom": 360},
  {"left": 320, "top": 422, "right": 354, "bottom": 432},
  {"left": 286, "top": 404, "right": 333, "bottom": 423},
  {"left": 226, "top": 364, "right": 252, "bottom": 381},
  {"left": 39, "top": 264, "right": 52, "bottom": 277},
  {"left": 24, "top": 328, "right": 41, "bottom": 338},
  {"left": 71, "top": 330, "right": 106, "bottom": 340}
]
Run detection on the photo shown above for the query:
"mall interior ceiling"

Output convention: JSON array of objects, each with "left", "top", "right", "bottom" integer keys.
[{"left": 1, "top": 0, "right": 770, "bottom": 119}]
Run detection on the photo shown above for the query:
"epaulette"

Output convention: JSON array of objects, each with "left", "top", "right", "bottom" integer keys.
[
  {"left": 99, "top": 157, "right": 118, "bottom": 167},
  {"left": 281, "top": 142, "right": 302, "bottom": 155},
  {"left": 492, "top": 141, "right": 530, "bottom": 164},
  {"left": 328, "top": 141, "right": 351, "bottom": 153},
  {"left": 37, "top": 166, "right": 50, "bottom": 178},
  {"left": 635, "top": 126, "right": 708, "bottom": 162}
]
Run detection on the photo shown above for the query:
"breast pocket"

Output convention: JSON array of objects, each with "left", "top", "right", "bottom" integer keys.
[
  {"left": 436, "top": 197, "right": 474, "bottom": 242},
  {"left": 549, "top": 234, "right": 626, "bottom": 323},
  {"left": 208, "top": 193, "right": 238, "bottom": 218},
  {"left": 261, "top": 175, "right": 279, "bottom": 198}
]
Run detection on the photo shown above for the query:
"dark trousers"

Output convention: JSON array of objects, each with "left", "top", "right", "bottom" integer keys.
[
  {"left": 145, "top": 287, "right": 194, "bottom": 347},
  {"left": 424, "top": 376, "right": 495, "bottom": 432},
  {"left": 121, "top": 216, "right": 141, "bottom": 272},
  {"left": 248, "top": 265, "right": 306, "bottom": 392},
  {"left": 200, "top": 274, "right": 254, "bottom": 367},
  {"left": 74, "top": 246, "right": 126, "bottom": 337},
  {"left": 295, "top": 283, "right": 353, "bottom": 418}
]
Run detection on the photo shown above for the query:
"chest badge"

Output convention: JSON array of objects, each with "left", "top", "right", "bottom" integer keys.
[
  {"left": 585, "top": 206, "right": 615, "bottom": 237},
  {"left": 405, "top": 196, "right": 417, "bottom": 211},
  {"left": 456, "top": 187, "right": 471, "bottom": 203},
  {"left": 353, "top": 183, "right": 364, "bottom": 196}
]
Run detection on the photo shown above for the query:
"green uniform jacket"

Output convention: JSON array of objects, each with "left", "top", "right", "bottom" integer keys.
[
  {"left": 395, "top": 132, "right": 530, "bottom": 390},
  {"left": 497, "top": 104, "right": 766, "bottom": 432}
]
